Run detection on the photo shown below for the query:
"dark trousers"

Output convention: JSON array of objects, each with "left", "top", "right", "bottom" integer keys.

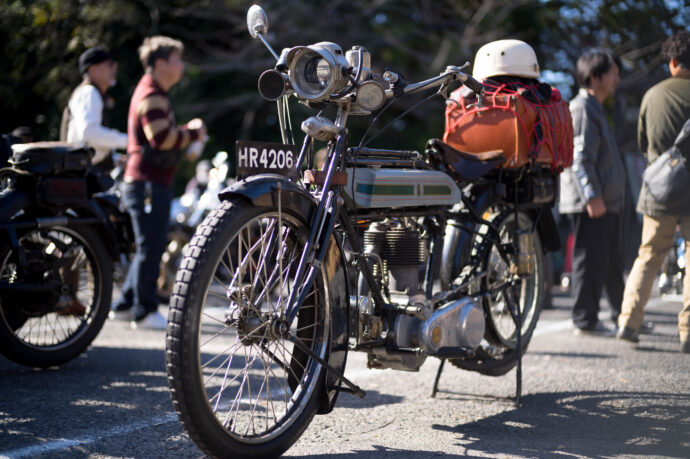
[
  {"left": 569, "top": 212, "right": 624, "bottom": 330},
  {"left": 113, "top": 181, "right": 171, "bottom": 321}
]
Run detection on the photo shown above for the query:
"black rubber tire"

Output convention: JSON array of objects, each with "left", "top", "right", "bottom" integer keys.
[
  {"left": 166, "top": 198, "right": 328, "bottom": 459},
  {"left": 0, "top": 224, "right": 113, "bottom": 368},
  {"left": 452, "top": 209, "right": 543, "bottom": 377}
]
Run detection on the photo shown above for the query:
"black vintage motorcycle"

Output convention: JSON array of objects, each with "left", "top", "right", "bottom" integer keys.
[
  {"left": 165, "top": 6, "right": 560, "bottom": 458},
  {"left": 0, "top": 142, "right": 133, "bottom": 367}
]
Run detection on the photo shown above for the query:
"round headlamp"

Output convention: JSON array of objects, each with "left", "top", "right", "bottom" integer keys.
[{"left": 287, "top": 42, "right": 349, "bottom": 102}]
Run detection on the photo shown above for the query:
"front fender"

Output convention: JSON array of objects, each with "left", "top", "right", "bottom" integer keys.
[
  {"left": 78, "top": 199, "right": 120, "bottom": 258},
  {"left": 318, "top": 232, "right": 350, "bottom": 414},
  {"left": 219, "top": 174, "right": 316, "bottom": 220},
  {"left": 220, "top": 174, "right": 349, "bottom": 414},
  {"left": 0, "top": 188, "right": 32, "bottom": 221}
]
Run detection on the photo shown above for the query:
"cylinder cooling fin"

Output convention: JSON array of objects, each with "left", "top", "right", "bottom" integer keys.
[{"left": 363, "top": 221, "right": 425, "bottom": 266}]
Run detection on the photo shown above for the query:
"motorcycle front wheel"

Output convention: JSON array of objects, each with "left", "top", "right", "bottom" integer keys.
[
  {"left": 166, "top": 198, "right": 329, "bottom": 459},
  {"left": 0, "top": 224, "right": 112, "bottom": 367}
]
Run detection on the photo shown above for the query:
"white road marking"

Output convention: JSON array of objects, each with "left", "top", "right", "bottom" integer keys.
[{"left": 0, "top": 414, "right": 178, "bottom": 459}]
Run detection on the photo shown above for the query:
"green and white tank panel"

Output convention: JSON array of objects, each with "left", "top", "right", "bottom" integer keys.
[{"left": 343, "top": 168, "right": 461, "bottom": 209}]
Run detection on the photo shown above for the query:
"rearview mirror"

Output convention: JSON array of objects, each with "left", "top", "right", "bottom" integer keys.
[{"left": 247, "top": 5, "right": 269, "bottom": 38}]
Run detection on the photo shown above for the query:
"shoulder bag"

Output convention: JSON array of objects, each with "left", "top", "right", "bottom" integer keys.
[{"left": 642, "top": 118, "right": 690, "bottom": 208}]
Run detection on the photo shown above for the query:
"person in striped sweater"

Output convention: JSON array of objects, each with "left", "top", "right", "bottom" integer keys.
[{"left": 111, "top": 35, "right": 206, "bottom": 330}]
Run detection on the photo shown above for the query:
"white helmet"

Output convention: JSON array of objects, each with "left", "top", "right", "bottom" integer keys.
[{"left": 472, "top": 39, "right": 540, "bottom": 80}]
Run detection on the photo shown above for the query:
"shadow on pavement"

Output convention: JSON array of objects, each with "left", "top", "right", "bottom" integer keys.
[
  {"left": 432, "top": 391, "right": 690, "bottom": 458},
  {"left": 0, "top": 346, "right": 172, "bottom": 454},
  {"left": 0, "top": 344, "right": 406, "bottom": 458},
  {"left": 335, "top": 390, "right": 403, "bottom": 408}
]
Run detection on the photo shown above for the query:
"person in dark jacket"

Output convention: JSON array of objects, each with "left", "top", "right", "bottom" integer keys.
[
  {"left": 559, "top": 49, "right": 626, "bottom": 336},
  {"left": 617, "top": 32, "right": 690, "bottom": 352}
]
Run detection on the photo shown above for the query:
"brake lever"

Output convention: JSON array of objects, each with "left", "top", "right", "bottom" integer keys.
[{"left": 462, "top": 74, "right": 485, "bottom": 109}]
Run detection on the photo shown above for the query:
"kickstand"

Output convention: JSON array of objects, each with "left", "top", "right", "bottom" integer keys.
[
  {"left": 431, "top": 358, "right": 445, "bottom": 398},
  {"left": 504, "top": 283, "right": 522, "bottom": 407},
  {"left": 431, "top": 283, "right": 522, "bottom": 408}
]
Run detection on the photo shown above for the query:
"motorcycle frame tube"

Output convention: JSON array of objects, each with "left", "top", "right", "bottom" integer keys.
[
  {"left": 441, "top": 186, "right": 494, "bottom": 288},
  {"left": 217, "top": 173, "right": 350, "bottom": 414}
]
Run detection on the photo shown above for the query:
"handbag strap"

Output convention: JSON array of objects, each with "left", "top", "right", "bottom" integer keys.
[{"left": 674, "top": 118, "right": 690, "bottom": 158}]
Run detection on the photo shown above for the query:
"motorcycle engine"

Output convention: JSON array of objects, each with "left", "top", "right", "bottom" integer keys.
[
  {"left": 363, "top": 219, "right": 426, "bottom": 302},
  {"left": 361, "top": 219, "right": 484, "bottom": 372}
]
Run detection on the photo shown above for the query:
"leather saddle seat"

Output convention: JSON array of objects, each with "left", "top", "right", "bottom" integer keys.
[
  {"left": 426, "top": 138, "right": 504, "bottom": 181},
  {"left": 9, "top": 141, "right": 93, "bottom": 175}
]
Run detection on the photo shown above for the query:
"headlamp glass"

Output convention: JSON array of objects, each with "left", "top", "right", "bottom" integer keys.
[{"left": 292, "top": 51, "right": 334, "bottom": 99}]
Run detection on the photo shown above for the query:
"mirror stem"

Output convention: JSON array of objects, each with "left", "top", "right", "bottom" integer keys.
[{"left": 257, "top": 33, "right": 280, "bottom": 61}]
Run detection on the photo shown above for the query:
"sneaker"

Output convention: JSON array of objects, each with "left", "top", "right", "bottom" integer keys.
[
  {"left": 109, "top": 309, "right": 131, "bottom": 321},
  {"left": 616, "top": 326, "right": 639, "bottom": 344},
  {"left": 681, "top": 341, "right": 690, "bottom": 354},
  {"left": 573, "top": 321, "right": 617, "bottom": 337},
  {"left": 639, "top": 321, "right": 655, "bottom": 335},
  {"left": 130, "top": 311, "right": 167, "bottom": 331}
]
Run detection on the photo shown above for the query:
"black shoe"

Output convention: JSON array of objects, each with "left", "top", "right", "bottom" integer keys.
[
  {"left": 639, "top": 321, "right": 655, "bottom": 335},
  {"left": 681, "top": 341, "right": 690, "bottom": 354},
  {"left": 616, "top": 326, "right": 639, "bottom": 344},
  {"left": 574, "top": 322, "right": 617, "bottom": 337}
]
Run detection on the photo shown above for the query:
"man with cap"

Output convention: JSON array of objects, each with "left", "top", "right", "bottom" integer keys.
[{"left": 61, "top": 46, "right": 128, "bottom": 169}]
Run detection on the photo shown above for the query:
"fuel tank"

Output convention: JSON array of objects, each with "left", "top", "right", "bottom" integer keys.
[{"left": 343, "top": 168, "right": 461, "bottom": 209}]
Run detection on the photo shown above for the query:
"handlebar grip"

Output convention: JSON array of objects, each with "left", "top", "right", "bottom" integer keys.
[{"left": 463, "top": 75, "right": 484, "bottom": 94}]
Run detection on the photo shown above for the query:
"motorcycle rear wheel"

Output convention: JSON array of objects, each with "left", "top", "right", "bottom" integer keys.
[
  {"left": 452, "top": 209, "right": 543, "bottom": 376},
  {"left": 166, "top": 198, "right": 329, "bottom": 459},
  {"left": 0, "top": 224, "right": 112, "bottom": 367}
]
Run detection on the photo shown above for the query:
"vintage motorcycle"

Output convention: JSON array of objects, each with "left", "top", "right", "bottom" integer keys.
[
  {"left": 165, "top": 5, "right": 560, "bottom": 458},
  {"left": 0, "top": 142, "right": 133, "bottom": 367}
]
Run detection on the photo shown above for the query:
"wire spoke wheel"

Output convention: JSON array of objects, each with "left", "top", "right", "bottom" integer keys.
[
  {"left": 452, "top": 209, "right": 543, "bottom": 376},
  {"left": 167, "top": 199, "right": 329, "bottom": 458},
  {"left": 0, "top": 225, "right": 112, "bottom": 367},
  {"left": 483, "top": 211, "right": 542, "bottom": 348}
]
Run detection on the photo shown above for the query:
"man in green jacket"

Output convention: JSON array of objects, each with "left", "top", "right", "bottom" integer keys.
[{"left": 617, "top": 31, "right": 690, "bottom": 353}]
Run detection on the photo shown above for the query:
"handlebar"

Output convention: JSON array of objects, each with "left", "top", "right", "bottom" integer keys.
[{"left": 383, "top": 63, "right": 484, "bottom": 99}]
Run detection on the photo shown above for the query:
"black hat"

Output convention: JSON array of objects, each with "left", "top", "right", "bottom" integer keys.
[{"left": 79, "top": 46, "right": 113, "bottom": 75}]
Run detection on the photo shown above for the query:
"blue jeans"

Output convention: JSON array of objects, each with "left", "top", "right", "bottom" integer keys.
[{"left": 113, "top": 181, "right": 171, "bottom": 321}]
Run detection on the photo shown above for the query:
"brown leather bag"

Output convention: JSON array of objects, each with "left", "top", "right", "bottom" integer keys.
[{"left": 443, "top": 85, "right": 573, "bottom": 170}]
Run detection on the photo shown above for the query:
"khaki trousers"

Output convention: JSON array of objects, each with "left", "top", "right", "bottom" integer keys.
[{"left": 618, "top": 215, "right": 690, "bottom": 342}]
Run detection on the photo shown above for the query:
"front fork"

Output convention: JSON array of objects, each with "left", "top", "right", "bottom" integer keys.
[
  {"left": 284, "top": 135, "right": 345, "bottom": 324},
  {"left": 275, "top": 133, "right": 367, "bottom": 398}
]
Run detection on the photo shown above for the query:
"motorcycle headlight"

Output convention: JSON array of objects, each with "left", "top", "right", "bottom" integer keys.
[{"left": 287, "top": 43, "right": 350, "bottom": 102}]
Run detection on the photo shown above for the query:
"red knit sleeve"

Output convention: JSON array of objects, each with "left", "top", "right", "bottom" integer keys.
[{"left": 137, "top": 94, "right": 201, "bottom": 151}]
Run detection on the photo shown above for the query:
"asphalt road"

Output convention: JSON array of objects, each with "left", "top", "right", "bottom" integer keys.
[{"left": 1, "top": 289, "right": 689, "bottom": 458}]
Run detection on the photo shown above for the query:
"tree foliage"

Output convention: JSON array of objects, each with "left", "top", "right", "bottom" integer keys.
[{"left": 1, "top": 0, "right": 687, "bottom": 189}]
